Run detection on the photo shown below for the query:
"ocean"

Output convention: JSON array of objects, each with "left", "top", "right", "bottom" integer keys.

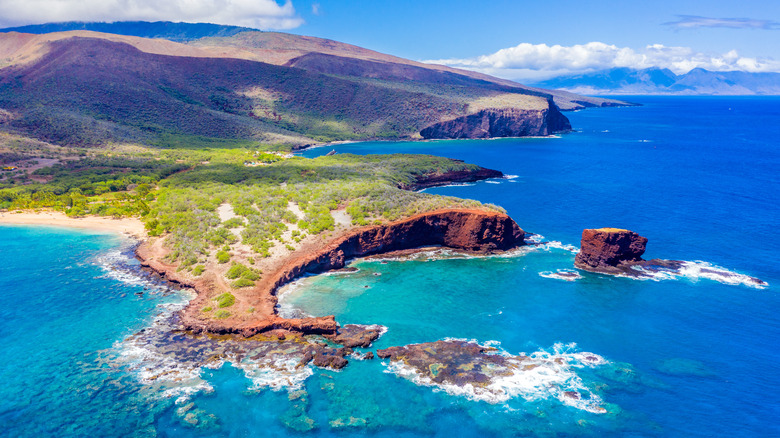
[{"left": 1, "top": 96, "right": 778, "bottom": 437}]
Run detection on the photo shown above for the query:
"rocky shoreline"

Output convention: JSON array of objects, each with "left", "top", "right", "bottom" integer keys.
[
  {"left": 400, "top": 167, "right": 504, "bottom": 191},
  {"left": 136, "top": 207, "right": 525, "bottom": 338}
]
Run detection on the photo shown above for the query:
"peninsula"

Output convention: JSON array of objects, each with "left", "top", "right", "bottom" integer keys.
[{"left": 0, "top": 23, "right": 614, "bottom": 339}]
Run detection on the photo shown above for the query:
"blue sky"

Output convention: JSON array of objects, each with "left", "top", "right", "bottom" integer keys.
[{"left": 1, "top": 0, "right": 778, "bottom": 80}]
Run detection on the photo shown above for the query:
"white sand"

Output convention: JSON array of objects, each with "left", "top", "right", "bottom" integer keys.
[{"left": 0, "top": 210, "right": 147, "bottom": 239}]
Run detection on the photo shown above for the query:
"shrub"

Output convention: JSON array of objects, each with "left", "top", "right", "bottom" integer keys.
[
  {"left": 201, "top": 306, "right": 212, "bottom": 312},
  {"left": 231, "top": 278, "right": 255, "bottom": 288},
  {"left": 214, "top": 292, "right": 235, "bottom": 308},
  {"left": 192, "top": 265, "right": 205, "bottom": 276},
  {"left": 223, "top": 217, "right": 245, "bottom": 228},
  {"left": 225, "top": 262, "right": 260, "bottom": 280},
  {"left": 216, "top": 250, "right": 230, "bottom": 263},
  {"left": 214, "top": 310, "right": 231, "bottom": 319}
]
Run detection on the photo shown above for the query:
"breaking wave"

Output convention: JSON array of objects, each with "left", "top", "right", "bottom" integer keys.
[
  {"left": 631, "top": 260, "right": 768, "bottom": 289},
  {"left": 539, "top": 269, "right": 583, "bottom": 281}
]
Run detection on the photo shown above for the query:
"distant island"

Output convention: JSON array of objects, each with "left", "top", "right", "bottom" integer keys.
[{"left": 530, "top": 67, "right": 780, "bottom": 95}]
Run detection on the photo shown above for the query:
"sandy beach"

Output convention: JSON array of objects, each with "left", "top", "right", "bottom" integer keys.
[{"left": 0, "top": 210, "right": 147, "bottom": 239}]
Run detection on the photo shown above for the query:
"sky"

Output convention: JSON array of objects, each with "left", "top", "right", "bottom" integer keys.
[{"left": 0, "top": 0, "right": 778, "bottom": 81}]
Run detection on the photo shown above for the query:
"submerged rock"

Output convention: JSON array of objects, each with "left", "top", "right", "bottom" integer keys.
[
  {"left": 377, "top": 340, "right": 608, "bottom": 412},
  {"left": 299, "top": 344, "right": 352, "bottom": 370}
]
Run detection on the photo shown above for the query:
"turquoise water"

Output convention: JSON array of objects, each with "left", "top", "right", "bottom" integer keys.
[{"left": 2, "top": 97, "right": 779, "bottom": 436}]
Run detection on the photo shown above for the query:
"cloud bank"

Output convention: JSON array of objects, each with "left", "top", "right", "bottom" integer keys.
[
  {"left": 424, "top": 42, "right": 780, "bottom": 81},
  {"left": 664, "top": 15, "right": 780, "bottom": 30},
  {"left": 0, "top": 0, "right": 303, "bottom": 30}
]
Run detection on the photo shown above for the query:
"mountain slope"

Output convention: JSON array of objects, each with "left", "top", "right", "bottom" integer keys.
[
  {"left": 0, "top": 25, "right": 629, "bottom": 147},
  {"left": 190, "top": 31, "right": 628, "bottom": 110}
]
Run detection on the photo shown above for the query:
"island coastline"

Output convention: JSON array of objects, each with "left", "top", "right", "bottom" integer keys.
[{"left": 136, "top": 207, "right": 525, "bottom": 337}]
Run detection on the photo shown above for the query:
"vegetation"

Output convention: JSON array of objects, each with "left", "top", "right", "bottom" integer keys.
[
  {"left": 225, "top": 263, "right": 260, "bottom": 281},
  {"left": 0, "top": 33, "right": 553, "bottom": 148},
  {"left": 214, "top": 292, "right": 236, "bottom": 308},
  {"left": 213, "top": 310, "right": 231, "bottom": 319},
  {"left": 0, "top": 137, "right": 502, "bottom": 270}
]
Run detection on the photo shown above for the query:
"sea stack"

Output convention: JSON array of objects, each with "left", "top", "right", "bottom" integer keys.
[{"left": 574, "top": 228, "right": 648, "bottom": 274}]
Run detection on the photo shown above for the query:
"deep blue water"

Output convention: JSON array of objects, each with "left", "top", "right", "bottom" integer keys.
[{"left": 1, "top": 96, "right": 779, "bottom": 437}]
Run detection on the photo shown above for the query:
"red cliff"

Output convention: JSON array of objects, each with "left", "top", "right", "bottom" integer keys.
[
  {"left": 139, "top": 209, "right": 525, "bottom": 337},
  {"left": 574, "top": 228, "right": 647, "bottom": 274}
]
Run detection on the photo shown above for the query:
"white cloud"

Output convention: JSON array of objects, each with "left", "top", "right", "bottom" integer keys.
[
  {"left": 664, "top": 15, "right": 779, "bottom": 30},
  {"left": 0, "top": 0, "right": 304, "bottom": 30},
  {"left": 423, "top": 42, "right": 780, "bottom": 81}
]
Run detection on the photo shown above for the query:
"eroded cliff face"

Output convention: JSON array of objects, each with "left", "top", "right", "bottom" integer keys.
[
  {"left": 402, "top": 167, "right": 503, "bottom": 191},
  {"left": 574, "top": 228, "right": 647, "bottom": 273},
  {"left": 140, "top": 209, "right": 525, "bottom": 337},
  {"left": 419, "top": 101, "right": 571, "bottom": 139}
]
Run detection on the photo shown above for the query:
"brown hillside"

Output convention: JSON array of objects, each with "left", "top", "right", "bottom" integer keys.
[{"left": 0, "top": 30, "right": 629, "bottom": 147}]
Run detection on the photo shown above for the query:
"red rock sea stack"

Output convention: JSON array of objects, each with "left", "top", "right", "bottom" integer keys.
[{"left": 574, "top": 228, "right": 648, "bottom": 273}]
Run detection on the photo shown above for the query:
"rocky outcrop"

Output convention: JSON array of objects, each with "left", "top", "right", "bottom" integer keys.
[
  {"left": 574, "top": 228, "right": 648, "bottom": 274},
  {"left": 573, "top": 228, "right": 768, "bottom": 286},
  {"left": 324, "top": 324, "right": 384, "bottom": 348},
  {"left": 402, "top": 166, "right": 503, "bottom": 191},
  {"left": 377, "top": 340, "right": 606, "bottom": 412},
  {"left": 420, "top": 103, "right": 571, "bottom": 139},
  {"left": 140, "top": 208, "right": 525, "bottom": 337},
  {"left": 299, "top": 344, "right": 353, "bottom": 370}
]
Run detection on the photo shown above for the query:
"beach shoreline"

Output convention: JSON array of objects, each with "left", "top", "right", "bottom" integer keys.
[{"left": 0, "top": 210, "right": 147, "bottom": 239}]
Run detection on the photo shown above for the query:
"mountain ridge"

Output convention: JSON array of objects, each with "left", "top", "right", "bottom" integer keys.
[
  {"left": 532, "top": 67, "right": 780, "bottom": 95},
  {"left": 0, "top": 22, "right": 631, "bottom": 148}
]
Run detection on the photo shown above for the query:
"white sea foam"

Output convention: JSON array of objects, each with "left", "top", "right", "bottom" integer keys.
[
  {"left": 417, "top": 182, "right": 476, "bottom": 192},
  {"left": 357, "top": 323, "right": 389, "bottom": 339},
  {"left": 238, "top": 357, "right": 313, "bottom": 392},
  {"left": 485, "top": 180, "right": 502, "bottom": 184},
  {"left": 113, "top": 298, "right": 213, "bottom": 401},
  {"left": 382, "top": 341, "right": 608, "bottom": 413},
  {"left": 539, "top": 269, "right": 582, "bottom": 281},
  {"left": 93, "top": 246, "right": 173, "bottom": 294},
  {"left": 631, "top": 261, "right": 768, "bottom": 289},
  {"left": 522, "top": 234, "right": 579, "bottom": 254},
  {"left": 367, "top": 248, "right": 475, "bottom": 263},
  {"left": 100, "top": 245, "right": 319, "bottom": 406},
  {"left": 504, "top": 175, "right": 520, "bottom": 180}
]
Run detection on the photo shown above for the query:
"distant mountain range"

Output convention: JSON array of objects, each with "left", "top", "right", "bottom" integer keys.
[
  {"left": 531, "top": 67, "right": 780, "bottom": 95},
  {"left": 0, "top": 21, "right": 627, "bottom": 147},
  {"left": 0, "top": 21, "right": 255, "bottom": 42}
]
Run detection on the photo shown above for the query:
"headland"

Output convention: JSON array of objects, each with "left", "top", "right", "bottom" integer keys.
[{"left": 136, "top": 206, "right": 524, "bottom": 337}]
